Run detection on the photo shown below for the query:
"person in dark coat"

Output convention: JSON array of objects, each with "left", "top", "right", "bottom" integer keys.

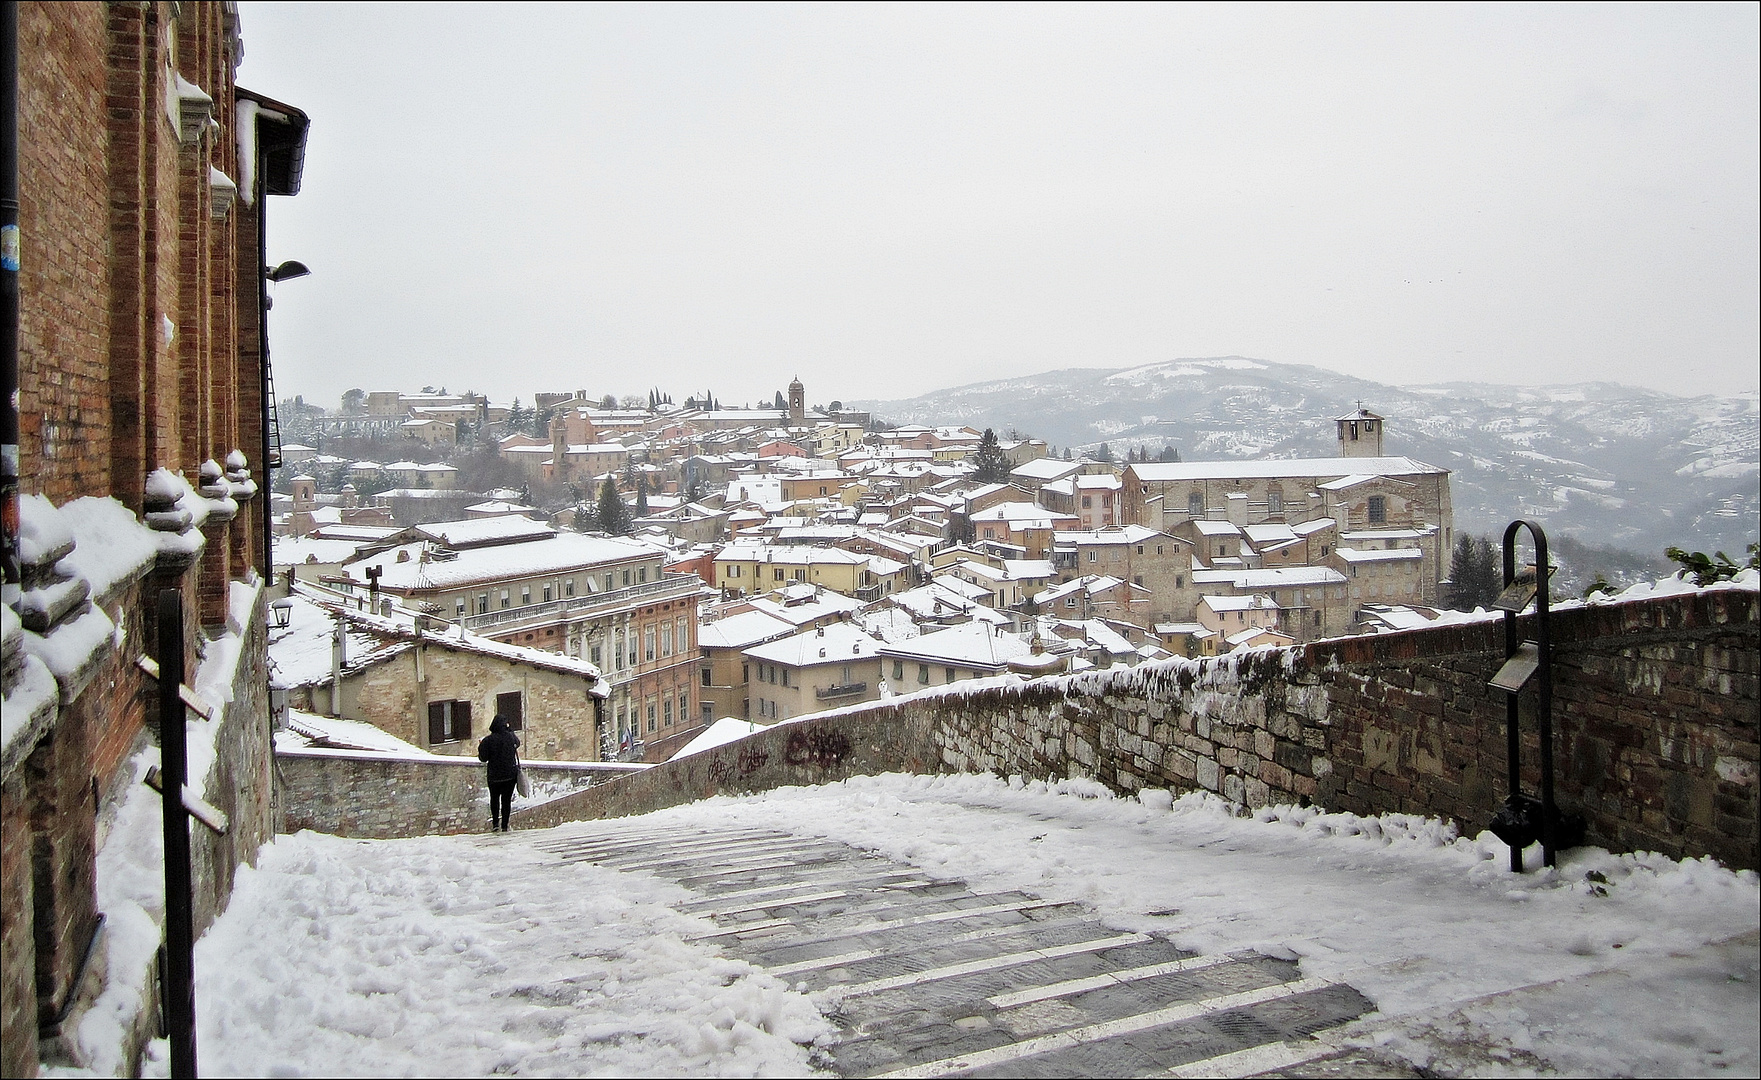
[{"left": 477, "top": 715, "right": 521, "bottom": 832}]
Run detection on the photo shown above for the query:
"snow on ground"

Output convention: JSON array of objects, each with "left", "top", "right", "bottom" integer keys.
[
  {"left": 164, "top": 831, "right": 833, "bottom": 1078},
  {"left": 164, "top": 774, "right": 1755, "bottom": 1077},
  {"left": 657, "top": 774, "right": 1757, "bottom": 1076}
]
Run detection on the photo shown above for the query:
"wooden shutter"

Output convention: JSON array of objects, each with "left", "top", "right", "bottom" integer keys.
[
  {"left": 497, "top": 691, "right": 523, "bottom": 731},
  {"left": 428, "top": 702, "right": 447, "bottom": 744},
  {"left": 454, "top": 700, "right": 472, "bottom": 740}
]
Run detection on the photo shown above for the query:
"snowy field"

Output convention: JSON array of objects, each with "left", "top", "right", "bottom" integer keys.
[{"left": 159, "top": 774, "right": 1756, "bottom": 1077}]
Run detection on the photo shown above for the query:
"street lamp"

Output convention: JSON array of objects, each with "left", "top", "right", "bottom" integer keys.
[{"left": 270, "top": 597, "right": 293, "bottom": 629}]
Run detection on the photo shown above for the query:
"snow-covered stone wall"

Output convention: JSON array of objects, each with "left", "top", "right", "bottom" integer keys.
[
  {"left": 517, "top": 586, "right": 1758, "bottom": 869},
  {"left": 276, "top": 751, "right": 638, "bottom": 839}
]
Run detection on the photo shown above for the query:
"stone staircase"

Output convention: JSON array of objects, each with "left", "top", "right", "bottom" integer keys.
[{"left": 530, "top": 825, "right": 1382, "bottom": 1078}]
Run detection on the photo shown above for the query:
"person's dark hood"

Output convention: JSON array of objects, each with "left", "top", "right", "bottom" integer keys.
[{"left": 490, "top": 715, "right": 510, "bottom": 734}]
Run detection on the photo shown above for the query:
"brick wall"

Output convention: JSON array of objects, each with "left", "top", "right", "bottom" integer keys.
[
  {"left": 276, "top": 752, "right": 638, "bottom": 839},
  {"left": 516, "top": 588, "right": 1759, "bottom": 870}
]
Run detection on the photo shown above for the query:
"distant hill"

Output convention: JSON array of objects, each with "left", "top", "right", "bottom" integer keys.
[{"left": 853, "top": 357, "right": 1759, "bottom": 561}]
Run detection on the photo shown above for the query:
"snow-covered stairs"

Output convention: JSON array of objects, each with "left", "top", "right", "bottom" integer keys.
[{"left": 533, "top": 826, "right": 1379, "bottom": 1078}]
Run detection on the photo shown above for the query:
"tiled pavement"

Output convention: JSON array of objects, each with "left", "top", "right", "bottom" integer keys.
[{"left": 532, "top": 825, "right": 1404, "bottom": 1078}]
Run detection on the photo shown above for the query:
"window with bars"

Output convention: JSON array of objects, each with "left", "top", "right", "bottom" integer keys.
[
  {"left": 427, "top": 700, "right": 472, "bottom": 744},
  {"left": 1367, "top": 496, "right": 1387, "bottom": 524}
]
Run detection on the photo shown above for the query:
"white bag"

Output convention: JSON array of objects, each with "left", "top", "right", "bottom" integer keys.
[{"left": 515, "top": 753, "right": 531, "bottom": 798}]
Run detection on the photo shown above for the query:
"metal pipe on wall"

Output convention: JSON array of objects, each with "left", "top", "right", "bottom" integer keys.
[{"left": 2, "top": 0, "right": 21, "bottom": 606}]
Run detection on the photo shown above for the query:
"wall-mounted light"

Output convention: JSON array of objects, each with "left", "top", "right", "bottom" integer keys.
[{"left": 270, "top": 598, "right": 293, "bottom": 629}]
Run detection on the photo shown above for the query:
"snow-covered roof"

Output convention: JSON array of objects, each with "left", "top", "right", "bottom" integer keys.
[
  {"left": 743, "top": 622, "right": 883, "bottom": 667},
  {"left": 1130, "top": 456, "right": 1445, "bottom": 481},
  {"left": 668, "top": 717, "right": 766, "bottom": 762},
  {"left": 1008, "top": 457, "right": 1084, "bottom": 481},
  {"left": 697, "top": 610, "right": 796, "bottom": 651},
  {"left": 1191, "top": 566, "right": 1348, "bottom": 588},
  {"left": 281, "top": 710, "right": 431, "bottom": 755},
  {"left": 1054, "top": 525, "right": 1166, "bottom": 546},
  {"left": 411, "top": 517, "right": 556, "bottom": 548},
  {"left": 1334, "top": 547, "right": 1425, "bottom": 564},
  {"left": 1200, "top": 593, "right": 1280, "bottom": 613},
  {"left": 744, "top": 589, "right": 864, "bottom": 627},
  {"left": 343, "top": 532, "right": 664, "bottom": 591},
  {"left": 1192, "top": 520, "right": 1243, "bottom": 536},
  {"left": 877, "top": 621, "right": 1035, "bottom": 670},
  {"left": 1242, "top": 524, "right": 1299, "bottom": 544}
]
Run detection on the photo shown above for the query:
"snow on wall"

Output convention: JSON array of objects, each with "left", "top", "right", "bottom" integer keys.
[{"left": 519, "top": 583, "right": 1759, "bottom": 870}]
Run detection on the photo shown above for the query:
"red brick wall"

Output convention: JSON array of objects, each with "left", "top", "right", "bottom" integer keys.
[{"left": 17, "top": 2, "right": 112, "bottom": 504}]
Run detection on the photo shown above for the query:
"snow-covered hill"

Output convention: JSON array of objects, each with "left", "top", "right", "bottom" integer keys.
[{"left": 854, "top": 358, "right": 1759, "bottom": 557}]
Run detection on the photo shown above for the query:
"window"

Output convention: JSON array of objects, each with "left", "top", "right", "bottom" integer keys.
[
  {"left": 477, "top": 594, "right": 489, "bottom": 614},
  {"left": 742, "top": 663, "right": 749, "bottom": 684},
  {"left": 1081, "top": 496, "right": 1092, "bottom": 508},
  {"left": 639, "top": 567, "right": 649, "bottom": 583},
  {"left": 676, "top": 618, "right": 689, "bottom": 651},
  {"left": 774, "top": 568, "right": 785, "bottom": 581},
  {"left": 454, "top": 598, "right": 465, "bottom": 617},
  {"left": 663, "top": 699, "right": 673, "bottom": 726},
  {"left": 1176, "top": 575, "right": 1184, "bottom": 588},
  {"left": 521, "top": 586, "right": 532, "bottom": 605},
  {"left": 984, "top": 528, "right": 995, "bottom": 539},
  {"left": 1367, "top": 496, "right": 1386, "bottom": 524},
  {"left": 704, "top": 702, "right": 714, "bottom": 722},
  {"left": 644, "top": 627, "right": 655, "bottom": 661},
  {"left": 918, "top": 664, "right": 930, "bottom": 684},
  {"left": 781, "top": 669, "right": 791, "bottom": 688},
  {"left": 646, "top": 702, "right": 656, "bottom": 732},
  {"left": 565, "top": 579, "right": 575, "bottom": 597},
  {"left": 542, "top": 584, "right": 553, "bottom": 602},
  {"left": 500, "top": 589, "right": 511, "bottom": 609},
  {"left": 590, "top": 643, "right": 602, "bottom": 666},
  {"left": 893, "top": 660, "right": 904, "bottom": 680},
  {"left": 1188, "top": 493, "right": 1203, "bottom": 516},
  {"left": 622, "top": 569, "right": 631, "bottom": 587},
  {"left": 496, "top": 692, "right": 524, "bottom": 731},
  {"left": 605, "top": 573, "right": 615, "bottom": 592},
  {"left": 1136, "top": 545, "right": 1144, "bottom": 555},
  {"left": 945, "top": 666, "right": 956, "bottom": 684},
  {"left": 793, "top": 569, "right": 805, "bottom": 582},
  {"left": 841, "top": 664, "right": 852, "bottom": 684},
  {"left": 1088, "top": 551, "right": 1097, "bottom": 562},
  {"left": 661, "top": 625, "right": 673, "bottom": 657},
  {"left": 427, "top": 700, "right": 472, "bottom": 744},
  {"left": 702, "top": 667, "right": 712, "bottom": 687},
  {"left": 1267, "top": 491, "right": 1283, "bottom": 514},
  {"left": 768, "top": 665, "right": 777, "bottom": 684}
]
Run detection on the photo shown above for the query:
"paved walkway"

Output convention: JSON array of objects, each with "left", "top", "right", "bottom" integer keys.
[{"left": 531, "top": 824, "right": 1398, "bottom": 1078}]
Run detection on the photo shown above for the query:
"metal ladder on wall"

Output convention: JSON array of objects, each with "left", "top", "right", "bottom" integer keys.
[
  {"left": 264, "top": 355, "right": 283, "bottom": 470},
  {"left": 1486, "top": 520, "right": 1585, "bottom": 872}
]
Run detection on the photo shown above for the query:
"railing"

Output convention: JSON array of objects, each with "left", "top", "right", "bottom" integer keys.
[
  {"left": 815, "top": 681, "right": 868, "bottom": 700},
  {"left": 460, "top": 574, "right": 702, "bottom": 632}
]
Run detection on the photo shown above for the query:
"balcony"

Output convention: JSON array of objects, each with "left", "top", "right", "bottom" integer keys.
[
  {"left": 460, "top": 574, "right": 704, "bottom": 634},
  {"left": 815, "top": 681, "right": 868, "bottom": 701}
]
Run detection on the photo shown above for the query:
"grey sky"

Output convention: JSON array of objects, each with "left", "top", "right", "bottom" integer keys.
[{"left": 240, "top": 2, "right": 1758, "bottom": 410}]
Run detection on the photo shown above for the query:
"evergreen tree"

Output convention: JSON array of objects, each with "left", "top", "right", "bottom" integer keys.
[
  {"left": 1062, "top": 447, "right": 1072, "bottom": 461},
  {"left": 517, "top": 483, "right": 532, "bottom": 507},
  {"left": 773, "top": 390, "right": 787, "bottom": 411},
  {"left": 1158, "top": 445, "right": 1181, "bottom": 462},
  {"left": 507, "top": 397, "right": 531, "bottom": 434},
  {"left": 600, "top": 394, "right": 617, "bottom": 409},
  {"left": 573, "top": 502, "right": 596, "bottom": 533},
  {"left": 1446, "top": 534, "right": 1501, "bottom": 610},
  {"left": 970, "top": 428, "right": 1013, "bottom": 483},
  {"left": 635, "top": 474, "right": 650, "bottom": 517},
  {"left": 1096, "top": 442, "right": 1113, "bottom": 463},
  {"left": 597, "top": 478, "right": 631, "bottom": 536}
]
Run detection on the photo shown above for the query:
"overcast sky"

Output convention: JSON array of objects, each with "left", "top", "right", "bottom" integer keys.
[{"left": 239, "top": 3, "right": 1758, "bottom": 410}]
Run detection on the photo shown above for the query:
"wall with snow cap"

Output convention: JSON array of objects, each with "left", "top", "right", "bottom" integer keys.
[
  {"left": 275, "top": 752, "right": 644, "bottom": 839},
  {"left": 514, "top": 586, "right": 1758, "bottom": 869}
]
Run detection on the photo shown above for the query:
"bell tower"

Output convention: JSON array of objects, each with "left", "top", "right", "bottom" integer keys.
[
  {"left": 1335, "top": 404, "right": 1385, "bottom": 458},
  {"left": 788, "top": 376, "right": 805, "bottom": 427}
]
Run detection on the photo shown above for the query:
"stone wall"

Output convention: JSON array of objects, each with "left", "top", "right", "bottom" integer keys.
[
  {"left": 276, "top": 750, "right": 642, "bottom": 839},
  {"left": 515, "top": 588, "right": 1759, "bottom": 870}
]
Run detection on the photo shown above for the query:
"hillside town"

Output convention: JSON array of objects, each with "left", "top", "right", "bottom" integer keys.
[
  {"left": 1, "top": 5, "right": 1752, "bottom": 1080},
  {"left": 268, "top": 380, "right": 1455, "bottom": 763}
]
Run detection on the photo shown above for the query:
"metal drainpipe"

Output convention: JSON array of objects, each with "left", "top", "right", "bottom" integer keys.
[
  {"left": 1, "top": 1, "right": 20, "bottom": 606},
  {"left": 256, "top": 131, "right": 273, "bottom": 585}
]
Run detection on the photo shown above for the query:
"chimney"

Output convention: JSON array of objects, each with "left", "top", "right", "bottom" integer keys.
[{"left": 1226, "top": 492, "right": 1249, "bottom": 526}]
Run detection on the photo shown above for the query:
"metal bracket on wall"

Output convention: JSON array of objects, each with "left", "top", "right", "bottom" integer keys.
[{"left": 1485, "top": 521, "right": 1584, "bottom": 872}]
